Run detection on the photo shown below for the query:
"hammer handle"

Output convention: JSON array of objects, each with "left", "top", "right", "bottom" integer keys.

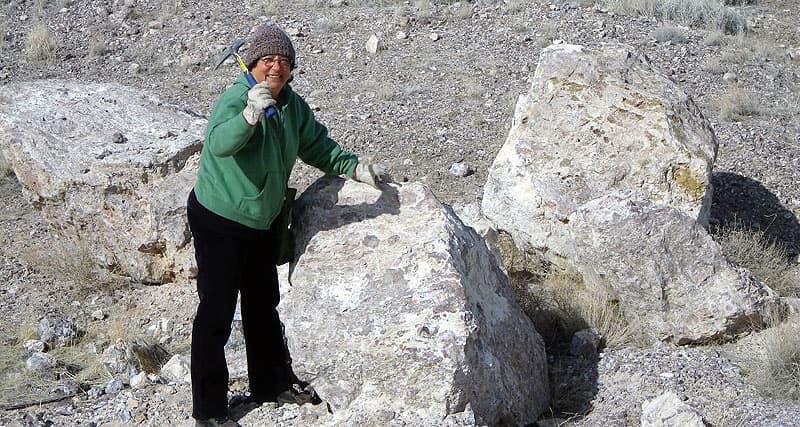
[{"left": 245, "top": 72, "right": 277, "bottom": 119}]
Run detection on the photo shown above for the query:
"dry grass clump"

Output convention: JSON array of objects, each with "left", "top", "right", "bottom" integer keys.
[
  {"left": 88, "top": 34, "right": 107, "bottom": 57},
  {"left": 20, "top": 237, "right": 126, "bottom": 299},
  {"left": 314, "top": 17, "right": 342, "bottom": 34},
  {"left": 0, "top": 23, "right": 7, "bottom": 50},
  {"left": 716, "top": 87, "right": 762, "bottom": 121},
  {"left": 715, "top": 225, "right": 796, "bottom": 296},
  {"left": 33, "top": 0, "right": 49, "bottom": 13},
  {"left": 652, "top": 24, "right": 688, "bottom": 43},
  {"left": 743, "top": 319, "right": 800, "bottom": 401},
  {"left": 496, "top": 232, "right": 639, "bottom": 349},
  {"left": 0, "top": 154, "right": 13, "bottom": 182},
  {"left": 538, "top": 269, "right": 639, "bottom": 349},
  {"left": 600, "top": 0, "right": 747, "bottom": 34},
  {"left": 26, "top": 22, "right": 57, "bottom": 61}
]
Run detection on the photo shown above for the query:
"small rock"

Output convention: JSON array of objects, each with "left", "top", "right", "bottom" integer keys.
[
  {"left": 396, "top": 31, "right": 407, "bottom": 40},
  {"left": 55, "top": 380, "right": 81, "bottom": 395},
  {"left": 429, "top": 32, "right": 440, "bottom": 41},
  {"left": 105, "top": 379, "right": 124, "bottom": 394},
  {"left": 23, "top": 339, "right": 47, "bottom": 353},
  {"left": 112, "top": 132, "right": 127, "bottom": 144},
  {"left": 91, "top": 309, "right": 106, "bottom": 320},
  {"left": 287, "top": 27, "right": 302, "bottom": 37},
  {"left": 449, "top": 162, "right": 474, "bottom": 177},
  {"left": 130, "top": 371, "right": 149, "bottom": 389},
  {"left": 365, "top": 34, "right": 381, "bottom": 54},
  {"left": 160, "top": 354, "right": 191, "bottom": 384},
  {"left": 147, "top": 20, "right": 163, "bottom": 29},
  {"left": 118, "top": 409, "right": 132, "bottom": 423},
  {"left": 87, "top": 386, "right": 105, "bottom": 399},
  {"left": 38, "top": 316, "right": 79, "bottom": 348},
  {"left": 722, "top": 72, "right": 737, "bottom": 82},
  {"left": 570, "top": 328, "right": 601, "bottom": 359},
  {"left": 641, "top": 391, "right": 705, "bottom": 426},
  {"left": 26, "top": 352, "right": 55, "bottom": 372}
]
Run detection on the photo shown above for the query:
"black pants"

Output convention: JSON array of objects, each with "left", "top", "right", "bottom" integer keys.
[{"left": 187, "top": 190, "right": 293, "bottom": 420}]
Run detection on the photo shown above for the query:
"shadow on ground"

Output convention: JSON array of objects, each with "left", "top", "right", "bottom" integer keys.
[
  {"left": 710, "top": 172, "right": 800, "bottom": 258},
  {"left": 507, "top": 270, "right": 600, "bottom": 424}
]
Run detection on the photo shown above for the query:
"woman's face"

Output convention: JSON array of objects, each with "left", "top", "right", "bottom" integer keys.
[{"left": 252, "top": 55, "right": 292, "bottom": 97}]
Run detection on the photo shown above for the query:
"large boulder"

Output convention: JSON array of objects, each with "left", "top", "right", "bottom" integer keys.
[
  {"left": 278, "top": 177, "right": 549, "bottom": 426},
  {"left": 0, "top": 80, "right": 203, "bottom": 283},
  {"left": 482, "top": 44, "right": 781, "bottom": 344}
]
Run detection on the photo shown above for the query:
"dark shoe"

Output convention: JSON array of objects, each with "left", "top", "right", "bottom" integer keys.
[
  {"left": 195, "top": 416, "right": 240, "bottom": 427},
  {"left": 250, "top": 383, "right": 322, "bottom": 406},
  {"left": 274, "top": 387, "right": 321, "bottom": 406}
]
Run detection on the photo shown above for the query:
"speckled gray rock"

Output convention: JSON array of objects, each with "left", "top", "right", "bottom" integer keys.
[
  {"left": 0, "top": 80, "right": 203, "bottom": 283},
  {"left": 276, "top": 177, "right": 549, "bottom": 426},
  {"left": 641, "top": 391, "right": 705, "bottom": 427},
  {"left": 573, "top": 346, "right": 800, "bottom": 427},
  {"left": 482, "top": 44, "right": 782, "bottom": 344},
  {"left": 38, "top": 315, "right": 79, "bottom": 348}
]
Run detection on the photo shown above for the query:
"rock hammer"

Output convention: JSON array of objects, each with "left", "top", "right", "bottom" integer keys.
[{"left": 214, "top": 38, "right": 276, "bottom": 119}]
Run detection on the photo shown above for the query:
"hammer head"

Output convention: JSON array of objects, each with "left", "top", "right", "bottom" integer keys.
[{"left": 214, "top": 38, "right": 247, "bottom": 69}]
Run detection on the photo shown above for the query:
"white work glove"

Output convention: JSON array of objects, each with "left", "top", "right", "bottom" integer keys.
[
  {"left": 242, "top": 82, "right": 277, "bottom": 126},
  {"left": 353, "top": 163, "right": 389, "bottom": 189}
]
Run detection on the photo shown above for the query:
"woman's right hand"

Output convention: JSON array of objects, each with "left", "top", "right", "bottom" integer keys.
[{"left": 242, "top": 82, "right": 276, "bottom": 126}]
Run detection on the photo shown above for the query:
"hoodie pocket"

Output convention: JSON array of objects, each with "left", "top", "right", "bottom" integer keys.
[{"left": 237, "top": 172, "right": 283, "bottom": 221}]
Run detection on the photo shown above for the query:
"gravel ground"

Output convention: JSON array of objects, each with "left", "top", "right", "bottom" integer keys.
[{"left": 1, "top": 0, "right": 799, "bottom": 425}]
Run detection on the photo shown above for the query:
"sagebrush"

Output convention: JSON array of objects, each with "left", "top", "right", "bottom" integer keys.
[
  {"left": 715, "top": 224, "right": 795, "bottom": 296},
  {"left": 601, "top": 0, "right": 748, "bottom": 34}
]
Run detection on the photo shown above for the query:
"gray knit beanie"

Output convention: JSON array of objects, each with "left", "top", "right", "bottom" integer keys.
[{"left": 243, "top": 24, "right": 296, "bottom": 69}]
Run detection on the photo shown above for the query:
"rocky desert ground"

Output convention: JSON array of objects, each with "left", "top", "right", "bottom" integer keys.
[{"left": 1, "top": 0, "right": 800, "bottom": 425}]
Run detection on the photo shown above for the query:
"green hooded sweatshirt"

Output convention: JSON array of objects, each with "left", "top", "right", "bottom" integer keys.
[{"left": 194, "top": 74, "right": 358, "bottom": 230}]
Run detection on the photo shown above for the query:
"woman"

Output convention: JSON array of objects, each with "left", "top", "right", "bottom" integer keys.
[{"left": 187, "top": 23, "right": 386, "bottom": 427}]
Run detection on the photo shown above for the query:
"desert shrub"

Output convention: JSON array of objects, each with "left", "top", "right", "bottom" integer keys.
[
  {"left": 541, "top": 270, "right": 639, "bottom": 349},
  {"left": 88, "top": 34, "right": 107, "bottom": 57},
  {"left": 452, "top": 2, "right": 473, "bottom": 19},
  {"left": 0, "top": 153, "right": 13, "bottom": 181},
  {"left": 20, "top": 237, "right": 126, "bottom": 298},
  {"left": 0, "top": 23, "right": 7, "bottom": 50},
  {"left": 652, "top": 24, "right": 688, "bottom": 43},
  {"left": 600, "top": 0, "right": 748, "bottom": 34},
  {"left": 715, "top": 224, "right": 795, "bottom": 296},
  {"left": 703, "top": 30, "right": 726, "bottom": 46},
  {"left": 26, "top": 22, "right": 56, "bottom": 61},
  {"left": 314, "top": 17, "right": 341, "bottom": 34},
  {"left": 33, "top": 0, "right": 48, "bottom": 13},
  {"left": 258, "top": 0, "right": 281, "bottom": 16},
  {"left": 535, "top": 22, "right": 558, "bottom": 49},
  {"left": 702, "top": 57, "right": 725, "bottom": 74},
  {"left": 716, "top": 87, "right": 761, "bottom": 121},
  {"left": 744, "top": 319, "right": 800, "bottom": 401}
]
